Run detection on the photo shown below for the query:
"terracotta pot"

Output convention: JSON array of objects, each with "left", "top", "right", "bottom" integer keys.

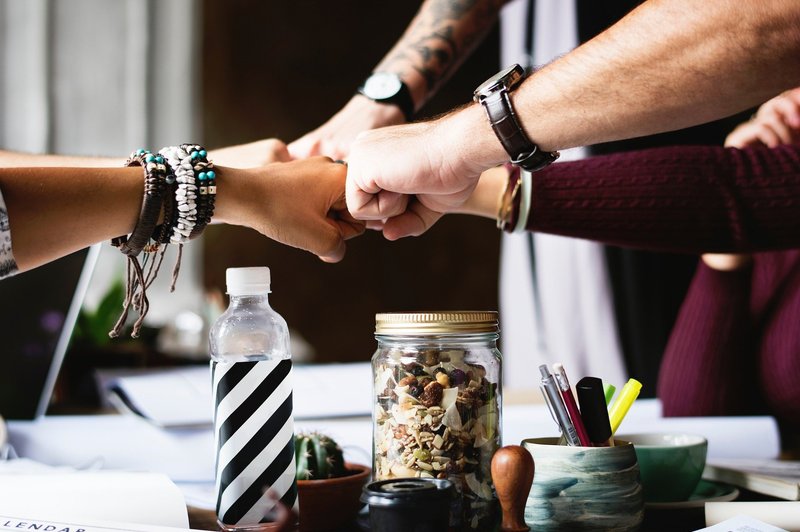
[{"left": 297, "top": 462, "right": 371, "bottom": 531}]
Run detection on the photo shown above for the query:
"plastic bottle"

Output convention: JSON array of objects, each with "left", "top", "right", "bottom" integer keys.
[{"left": 210, "top": 267, "right": 297, "bottom": 530}]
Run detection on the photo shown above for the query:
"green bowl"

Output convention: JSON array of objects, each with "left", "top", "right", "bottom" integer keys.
[{"left": 621, "top": 433, "right": 707, "bottom": 503}]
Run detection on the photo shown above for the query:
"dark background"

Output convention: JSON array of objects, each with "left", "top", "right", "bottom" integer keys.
[{"left": 201, "top": 2, "right": 502, "bottom": 362}]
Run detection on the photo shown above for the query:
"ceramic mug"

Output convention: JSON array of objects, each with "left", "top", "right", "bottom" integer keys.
[
  {"left": 620, "top": 433, "right": 708, "bottom": 503},
  {"left": 522, "top": 437, "right": 644, "bottom": 532}
]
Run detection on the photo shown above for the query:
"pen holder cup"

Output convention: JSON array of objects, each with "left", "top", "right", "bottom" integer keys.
[{"left": 522, "top": 437, "right": 644, "bottom": 532}]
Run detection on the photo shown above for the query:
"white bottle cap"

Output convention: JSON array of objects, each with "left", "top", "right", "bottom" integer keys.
[{"left": 226, "top": 267, "right": 271, "bottom": 295}]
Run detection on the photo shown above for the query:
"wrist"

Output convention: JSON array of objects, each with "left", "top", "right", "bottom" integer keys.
[
  {"left": 440, "top": 103, "right": 509, "bottom": 173},
  {"left": 213, "top": 166, "right": 249, "bottom": 226}
]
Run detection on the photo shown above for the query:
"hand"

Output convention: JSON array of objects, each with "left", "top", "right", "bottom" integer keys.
[
  {"left": 288, "top": 95, "right": 406, "bottom": 160},
  {"left": 702, "top": 89, "right": 800, "bottom": 271},
  {"left": 724, "top": 88, "right": 800, "bottom": 148},
  {"left": 346, "top": 108, "right": 498, "bottom": 240},
  {"left": 210, "top": 138, "right": 292, "bottom": 168},
  {"left": 218, "top": 158, "right": 365, "bottom": 262}
]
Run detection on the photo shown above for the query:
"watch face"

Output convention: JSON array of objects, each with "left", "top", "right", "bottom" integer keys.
[
  {"left": 473, "top": 64, "right": 525, "bottom": 100},
  {"left": 363, "top": 72, "right": 402, "bottom": 100}
]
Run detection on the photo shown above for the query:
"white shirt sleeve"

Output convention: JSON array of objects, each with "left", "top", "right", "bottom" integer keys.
[{"left": 0, "top": 186, "right": 19, "bottom": 279}]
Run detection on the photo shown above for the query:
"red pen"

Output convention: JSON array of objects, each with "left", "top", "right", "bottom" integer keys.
[{"left": 552, "top": 363, "right": 592, "bottom": 447}]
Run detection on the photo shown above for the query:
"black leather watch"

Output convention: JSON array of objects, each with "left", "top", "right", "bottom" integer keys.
[
  {"left": 358, "top": 72, "right": 415, "bottom": 122},
  {"left": 473, "top": 64, "right": 559, "bottom": 172}
]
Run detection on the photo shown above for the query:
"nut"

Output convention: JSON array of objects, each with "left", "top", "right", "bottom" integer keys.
[{"left": 398, "top": 376, "right": 418, "bottom": 387}]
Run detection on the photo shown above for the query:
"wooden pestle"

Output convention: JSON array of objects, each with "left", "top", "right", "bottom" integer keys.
[{"left": 491, "top": 445, "right": 535, "bottom": 532}]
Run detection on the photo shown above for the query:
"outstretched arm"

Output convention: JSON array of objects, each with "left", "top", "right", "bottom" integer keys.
[
  {"left": 288, "top": 0, "right": 508, "bottom": 159},
  {"left": 346, "top": 0, "right": 800, "bottom": 235},
  {"left": 0, "top": 157, "right": 362, "bottom": 272}
]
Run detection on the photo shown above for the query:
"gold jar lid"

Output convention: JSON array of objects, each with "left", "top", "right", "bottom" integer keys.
[{"left": 375, "top": 311, "right": 499, "bottom": 335}]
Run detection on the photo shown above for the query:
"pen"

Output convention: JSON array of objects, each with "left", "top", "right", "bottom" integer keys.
[
  {"left": 608, "top": 378, "right": 642, "bottom": 435},
  {"left": 603, "top": 383, "right": 616, "bottom": 406},
  {"left": 539, "top": 364, "right": 581, "bottom": 446},
  {"left": 552, "top": 363, "right": 591, "bottom": 447},
  {"left": 576, "top": 376, "right": 614, "bottom": 447}
]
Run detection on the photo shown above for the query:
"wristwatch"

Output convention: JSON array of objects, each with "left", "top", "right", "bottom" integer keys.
[
  {"left": 473, "top": 64, "right": 559, "bottom": 172},
  {"left": 358, "top": 72, "right": 415, "bottom": 122}
]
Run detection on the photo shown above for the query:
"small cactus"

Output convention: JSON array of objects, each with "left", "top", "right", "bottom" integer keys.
[{"left": 295, "top": 431, "right": 347, "bottom": 480}]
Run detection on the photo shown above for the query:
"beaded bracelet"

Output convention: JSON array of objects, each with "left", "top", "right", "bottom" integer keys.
[
  {"left": 158, "top": 145, "right": 198, "bottom": 244},
  {"left": 181, "top": 143, "right": 216, "bottom": 239}
]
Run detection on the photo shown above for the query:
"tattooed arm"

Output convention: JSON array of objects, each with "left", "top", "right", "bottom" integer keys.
[{"left": 288, "top": 0, "right": 508, "bottom": 160}]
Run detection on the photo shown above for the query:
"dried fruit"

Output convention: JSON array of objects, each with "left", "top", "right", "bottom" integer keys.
[
  {"left": 419, "top": 381, "right": 444, "bottom": 407},
  {"left": 449, "top": 369, "right": 466, "bottom": 386},
  {"left": 435, "top": 372, "right": 450, "bottom": 387}
]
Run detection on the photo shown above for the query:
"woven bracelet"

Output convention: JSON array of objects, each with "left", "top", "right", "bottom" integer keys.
[
  {"left": 158, "top": 145, "right": 198, "bottom": 244},
  {"left": 111, "top": 149, "right": 168, "bottom": 256},
  {"left": 109, "top": 149, "right": 169, "bottom": 339}
]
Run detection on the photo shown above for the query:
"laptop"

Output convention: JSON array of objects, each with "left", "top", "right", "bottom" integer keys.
[{"left": 0, "top": 244, "right": 100, "bottom": 420}]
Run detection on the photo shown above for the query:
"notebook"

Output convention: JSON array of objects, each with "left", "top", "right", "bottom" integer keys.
[{"left": 0, "top": 244, "right": 100, "bottom": 419}]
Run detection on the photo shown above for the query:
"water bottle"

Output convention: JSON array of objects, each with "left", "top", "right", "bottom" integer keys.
[{"left": 210, "top": 267, "right": 297, "bottom": 530}]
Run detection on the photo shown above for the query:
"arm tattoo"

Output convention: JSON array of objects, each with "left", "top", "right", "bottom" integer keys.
[{"left": 379, "top": 0, "right": 506, "bottom": 98}]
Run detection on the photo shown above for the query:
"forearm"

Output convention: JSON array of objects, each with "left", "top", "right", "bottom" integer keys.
[
  {"left": 0, "top": 166, "right": 142, "bottom": 270},
  {"left": 442, "top": 0, "right": 800, "bottom": 168},
  {"left": 527, "top": 143, "right": 800, "bottom": 253},
  {"left": 374, "top": 0, "right": 507, "bottom": 109},
  {"left": 1, "top": 165, "right": 250, "bottom": 271}
]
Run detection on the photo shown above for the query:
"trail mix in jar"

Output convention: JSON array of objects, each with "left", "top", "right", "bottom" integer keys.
[{"left": 373, "top": 347, "right": 500, "bottom": 529}]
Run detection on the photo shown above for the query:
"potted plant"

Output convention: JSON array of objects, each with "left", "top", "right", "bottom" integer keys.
[{"left": 295, "top": 431, "right": 371, "bottom": 531}]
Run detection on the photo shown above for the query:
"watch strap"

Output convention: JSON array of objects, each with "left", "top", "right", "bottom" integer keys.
[
  {"left": 358, "top": 79, "right": 415, "bottom": 122},
  {"left": 482, "top": 89, "right": 559, "bottom": 172}
]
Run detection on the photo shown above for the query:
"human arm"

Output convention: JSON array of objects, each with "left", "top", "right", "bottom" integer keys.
[
  {"left": 346, "top": 0, "right": 800, "bottom": 234},
  {"left": 0, "top": 157, "right": 362, "bottom": 272},
  {"left": 287, "top": 0, "right": 507, "bottom": 159},
  {"left": 457, "top": 143, "right": 800, "bottom": 254},
  {"left": 701, "top": 87, "right": 800, "bottom": 269},
  {"left": 657, "top": 261, "right": 757, "bottom": 416}
]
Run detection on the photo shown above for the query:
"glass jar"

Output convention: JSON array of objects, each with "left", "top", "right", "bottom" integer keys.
[{"left": 371, "top": 311, "right": 502, "bottom": 530}]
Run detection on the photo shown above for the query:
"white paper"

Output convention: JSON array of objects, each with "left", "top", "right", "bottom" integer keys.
[
  {"left": 705, "top": 502, "right": 800, "bottom": 531},
  {"left": 7, "top": 415, "right": 214, "bottom": 482},
  {"left": 0, "top": 515, "right": 203, "bottom": 532},
  {"left": 100, "top": 362, "right": 373, "bottom": 427},
  {"left": 695, "top": 514, "right": 789, "bottom": 532},
  {"left": 0, "top": 471, "right": 189, "bottom": 529}
]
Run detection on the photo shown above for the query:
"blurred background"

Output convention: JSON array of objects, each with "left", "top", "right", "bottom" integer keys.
[{"left": 0, "top": 0, "right": 502, "bottom": 406}]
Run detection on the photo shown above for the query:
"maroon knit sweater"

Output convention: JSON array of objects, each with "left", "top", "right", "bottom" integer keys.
[
  {"left": 657, "top": 252, "right": 800, "bottom": 430},
  {"left": 526, "top": 143, "right": 800, "bottom": 429},
  {"left": 528, "top": 143, "right": 800, "bottom": 253}
]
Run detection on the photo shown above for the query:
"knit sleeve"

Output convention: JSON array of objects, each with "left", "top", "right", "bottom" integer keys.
[
  {"left": 527, "top": 143, "right": 800, "bottom": 254},
  {"left": 657, "top": 262, "right": 757, "bottom": 416},
  {"left": 0, "top": 185, "right": 19, "bottom": 279}
]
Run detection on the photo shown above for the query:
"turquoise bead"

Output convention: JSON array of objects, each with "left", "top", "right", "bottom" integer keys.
[
  {"left": 199, "top": 149, "right": 207, "bottom": 158},
  {"left": 206, "top": 170, "right": 216, "bottom": 180},
  {"left": 198, "top": 172, "right": 207, "bottom": 181},
  {"left": 191, "top": 151, "right": 199, "bottom": 160},
  {"left": 155, "top": 156, "right": 164, "bottom": 164},
  {"left": 136, "top": 148, "right": 146, "bottom": 155},
  {"left": 145, "top": 154, "right": 155, "bottom": 163}
]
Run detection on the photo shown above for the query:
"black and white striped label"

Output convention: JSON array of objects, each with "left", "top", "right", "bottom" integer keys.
[{"left": 212, "top": 358, "right": 298, "bottom": 527}]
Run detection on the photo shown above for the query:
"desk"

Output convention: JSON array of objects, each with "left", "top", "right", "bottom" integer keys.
[{"left": 5, "top": 401, "right": 788, "bottom": 532}]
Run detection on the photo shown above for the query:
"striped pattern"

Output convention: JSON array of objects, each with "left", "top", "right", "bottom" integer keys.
[{"left": 212, "top": 359, "right": 297, "bottom": 526}]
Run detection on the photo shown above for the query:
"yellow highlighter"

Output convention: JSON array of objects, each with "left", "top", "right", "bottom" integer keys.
[{"left": 608, "top": 378, "right": 642, "bottom": 435}]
